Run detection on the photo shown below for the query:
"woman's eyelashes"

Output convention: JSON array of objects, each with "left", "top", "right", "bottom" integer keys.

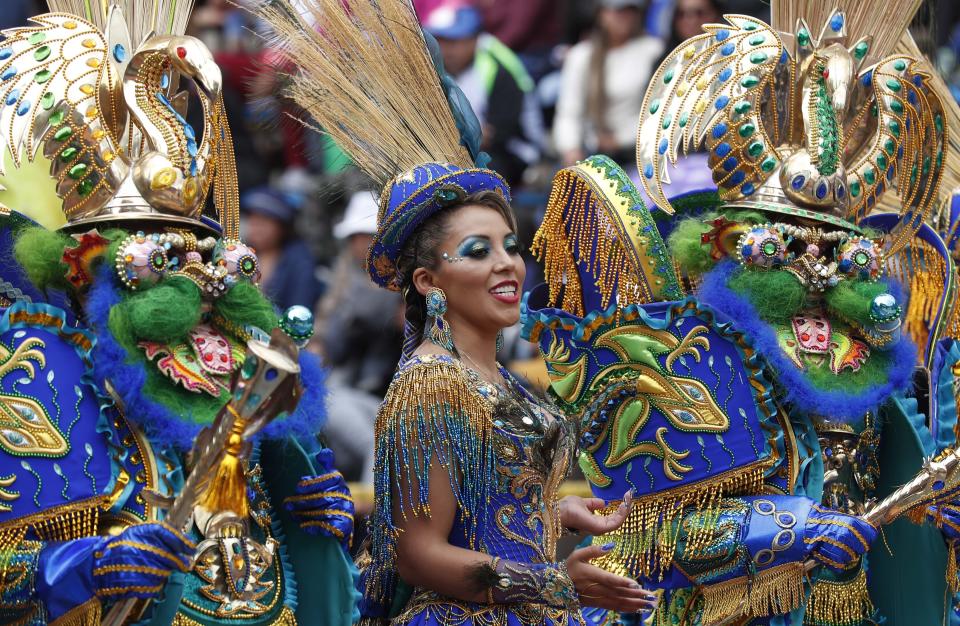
[
  {"left": 457, "top": 237, "right": 492, "bottom": 259},
  {"left": 504, "top": 235, "right": 523, "bottom": 255}
]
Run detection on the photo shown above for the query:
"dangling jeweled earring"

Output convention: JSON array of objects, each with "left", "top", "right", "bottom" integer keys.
[
  {"left": 496, "top": 330, "right": 504, "bottom": 354},
  {"left": 425, "top": 287, "right": 455, "bottom": 352}
]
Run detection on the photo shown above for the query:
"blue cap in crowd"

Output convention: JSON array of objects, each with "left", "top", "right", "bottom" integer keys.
[
  {"left": 240, "top": 187, "right": 297, "bottom": 224},
  {"left": 423, "top": 5, "right": 483, "bottom": 40}
]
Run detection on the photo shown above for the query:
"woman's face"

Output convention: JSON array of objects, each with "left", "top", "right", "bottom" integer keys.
[
  {"left": 674, "top": 0, "right": 719, "bottom": 41},
  {"left": 417, "top": 204, "right": 526, "bottom": 335}
]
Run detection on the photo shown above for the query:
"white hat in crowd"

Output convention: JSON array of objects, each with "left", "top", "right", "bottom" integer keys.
[{"left": 334, "top": 191, "right": 379, "bottom": 239}]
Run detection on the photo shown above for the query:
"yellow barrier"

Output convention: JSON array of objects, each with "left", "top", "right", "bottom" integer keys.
[{"left": 346, "top": 481, "right": 595, "bottom": 510}]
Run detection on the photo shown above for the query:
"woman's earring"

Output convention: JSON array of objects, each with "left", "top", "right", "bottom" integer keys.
[
  {"left": 425, "top": 287, "right": 455, "bottom": 352},
  {"left": 496, "top": 330, "right": 504, "bottom": 354}
]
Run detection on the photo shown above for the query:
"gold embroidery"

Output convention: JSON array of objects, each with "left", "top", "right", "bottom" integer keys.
[{"left": 172, "top": 606, "right": 297, "bottom": 626}]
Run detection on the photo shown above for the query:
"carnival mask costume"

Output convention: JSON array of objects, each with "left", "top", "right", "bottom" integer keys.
[
  {"left": 523, "top": 1, "right": 960, "bottom": 624},
  {"left": 0, "top": 2, "right": 358, "bottom": 625},
  {"left": 258, "top": 2, "right": 593, "bottom": 626}
]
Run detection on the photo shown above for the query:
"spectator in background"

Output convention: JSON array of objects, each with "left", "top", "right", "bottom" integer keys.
[
  {"left": 314, "top": 192, "right": 404, "bottom": 397},
  {"left": 475, "top": 0, "right": 561, "bottom": 81},
  {"left": 240, "top": 187, "right": 322, "bottom": 311},
  {"left": 424, "top": 4, "right": 545, "bottom": 186},
  {"left": 656, "top": 0, "right": 724, "bottom": 68},
  {"left": 553, "top": 0, "right": 662, "bottom": 169}
]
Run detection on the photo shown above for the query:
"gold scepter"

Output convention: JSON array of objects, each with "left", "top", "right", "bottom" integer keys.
[{"left": 102, "top": 328, "right": 302, "bottom": 626}]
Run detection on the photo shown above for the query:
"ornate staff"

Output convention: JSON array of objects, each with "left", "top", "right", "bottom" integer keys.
[{"left": 102, "top": 328, "right": 303, "bottom": 625}]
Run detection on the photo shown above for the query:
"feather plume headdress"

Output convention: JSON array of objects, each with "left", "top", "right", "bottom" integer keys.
[{"left": 258, "top": 0, "right": 509, "bottom": 289}]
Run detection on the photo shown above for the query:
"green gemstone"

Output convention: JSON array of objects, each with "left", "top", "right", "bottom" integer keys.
[
  {"left": 890, "top": 99, "right": 903, "bottom": 114},
  {"left": 935, "top": 114, "right": 944, "bottom": 132},
  {"left": 663, "top": 69, "right": 674, "bottom": 84},
  {"left": 853, "top": 41, "right": 869, "bottom": 59},
  {"left": 760, "top": 157, "right": 777, "bottom": 172},
  {"left": 49, "top": 109, "right": 65, "bottom": 126},
  {"left": 34, "top": 69, "right": 51, "bottom": 83},
  {"left": 885, "top": 78, "right": 901, "bottom": 92},
  {"left": 662, "top": 114, "right": 672, "bottom": 129},
  {"left": 876, "top": 154, "right": 887, "bottom": 170},
  {"left": 797, "top": 28, "right": 810, "bottom": 47},
  {"left": 750, "top": 51, "right": 768, "bottom": 64},
  {"left": 748, "top": 35, "right": 765, "bottom": 46},
  {"left": 242, "top": 355, "right": 259, "bottom": 379},
  {"left": 910, "top": 164, "right": 917, "bottom": 183},
  {"left": 762, "top": 241, "right": 777, "bottom": 255},
  {"left": 53, "top": 126, "right": 72, "bottom": 141},
  {"left": 67, "top": 163, "right": 87, "bottom": 179},
  {"left": 883, "top": 138, "right": 895, "bottom": 155},
  {"left": 59, "top": 146, "right": 78, "bottom": 162},
  {"left": 922, "top": 155, "right": 931, "bottom": 175},
  {"left": 738, "top": 122, "right": 755, "bottom": 138},
  {"left": 888, "top": 120, "right": 901, "bottom": 136},
  {"left": 28, "top": 32, "right": 46, "bottom": 45},
  {"left": 870, "top": 104, "right": 878, "bottom": 117},
  {"left": 741, "top": 75, "right": 759, "bottom": 88},
  {"left": 854, "top": 251, "right": 869, "bottom": 266},
  {"left": 747, "top": 141, "right": 764, "bottom": 157},
  {"left": 76, "top": 177, "right": 94, "bottom": 197},
  {"left": 850, "top": 180, "right": 861, "bottom": 197},
  {"left": 734, "top": 101, "right": 752, "bottom": 115},
  {"left": 40, "top": 92, "right": 54, "bottom": 110},
  {"left": 864, "top": 167, "right": 876, "bottom": 184},
  {"left": 649, "top": 99, "right": 660, "bottom": 114},
  {"left": 678, "top": 112, "right": 688, "bottom": 127},
  {"left": 33, "top": 46, "right": 51, "bottom": 62},
  {"left": 893, "top": 59, "right": 906, "bottom": 72},
  {"left": 743, "top": 22, "right": 757, "bottom": 31}
]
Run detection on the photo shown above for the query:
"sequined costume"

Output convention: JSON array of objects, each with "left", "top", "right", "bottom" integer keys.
[
  {"left": 364, "top": 354, "right": 581, "bottom": 626},
  {"left": 0, "top": 2, "right": 358, "bottom": 625},
  {"left": 522, "top": 4, "right": 960, "bottom": 622}
]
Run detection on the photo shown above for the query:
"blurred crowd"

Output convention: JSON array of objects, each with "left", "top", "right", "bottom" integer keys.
[{"left": 3, "top": 0, "right": 960, "bottom": 483}]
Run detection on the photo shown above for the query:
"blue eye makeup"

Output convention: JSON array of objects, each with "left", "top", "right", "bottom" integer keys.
[
  {"left": 457, "top": 236, "right": 492, "bottom": 259},
  {"left": 504, "top": 234, "right": 523, "bottom": 255}
]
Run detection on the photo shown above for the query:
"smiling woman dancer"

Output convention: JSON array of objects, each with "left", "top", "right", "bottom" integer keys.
[{"left": 257, "top": 1, "right": 658, "bottom": 625}]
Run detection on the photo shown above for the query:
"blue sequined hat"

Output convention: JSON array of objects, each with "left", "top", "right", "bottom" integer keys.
[{"left": 366, "top": 163, "right": 511, "bottom": 290}]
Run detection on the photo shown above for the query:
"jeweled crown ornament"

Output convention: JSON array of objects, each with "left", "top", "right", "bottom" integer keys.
[
  {"left": 0, "top": 1, "right": 239, "bottom": 238},
  {"left": 637, "top": 3, "right": 947, "bottom": 256}
]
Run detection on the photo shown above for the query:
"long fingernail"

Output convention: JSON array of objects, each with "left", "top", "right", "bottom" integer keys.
[{"left": 601, "top": 542, "right": 616, "bottom": 551}]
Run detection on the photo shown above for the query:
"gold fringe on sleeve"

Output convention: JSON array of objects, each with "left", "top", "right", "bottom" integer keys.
[
  {"left": 804, "top": 569, "right": 874, "bottom": 626},
  {"left": 699, "top": 561, "right": 807, "bottom": 625},
  {"left": 49, "top": 597, "right": 102, "bottom": 626}
]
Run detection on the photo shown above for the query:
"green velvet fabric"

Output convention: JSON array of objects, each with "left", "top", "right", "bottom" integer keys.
[{"left": 871, "top": 398, "right": 951, "bottom": 625}]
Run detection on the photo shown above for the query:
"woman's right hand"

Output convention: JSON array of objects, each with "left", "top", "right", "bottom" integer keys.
[{"left": 566, "top": 543, "right": 659, "bottom": 613}]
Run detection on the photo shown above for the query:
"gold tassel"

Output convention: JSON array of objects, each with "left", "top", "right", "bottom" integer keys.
[
  {"left": 49, "top": 598, "right": 102, "bottom": 626},
  {"left": 591, "top": 460, "right": 771, "bottom": 580},
  {"left": 197, "top": 410, "right": 250, "bottom": 519},
  {"left": 699, "top": 561, "right": 807, "bottom": 625},
  {"left": 804, "top": 569, "right": 873, "bottom": 626},
  {"left": 948, "top": 541, "right": 959, "bottom": 594}
]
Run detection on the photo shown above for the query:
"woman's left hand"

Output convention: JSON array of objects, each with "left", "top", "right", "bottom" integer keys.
[
  {"left": 559, "top": 490, "right": 633, "bottom": 536},
  {"left": 283, "top": 448, "right": 355, "bottom": 548}
]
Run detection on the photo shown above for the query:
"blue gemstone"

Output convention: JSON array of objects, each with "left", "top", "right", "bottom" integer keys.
[
  {"left": 715, "top": 142, "right": 731, "bottom": 157},
  {"left": 815, "top": 182, "right": 827, "bottom": 199},
  {"left": 160, "top": 73, "right": 170, "bottom": 89},
  {"left": 265, "top": 368, "right": 278, "bottom": 381},
  {"left": 862, "top": 71, "right": 872, "bottom": 87},
  {"left": 741, "top": 245, "right": 753, "bottom": 258},
  {"left": 870, "top": 293, "right": 899, "bottom": 319},
  {"left": 779, "top": 50, "right": 788, "bottom": 64},
  {"left": 791, "top": 175, "right": 805, "bottom": 190},
  {"left": 887, "top": 165, "right": 895, "bottom": 181},
  {"left": 283, "top": 305, "right": 315, "bottom": 336},
  {"left": 644, "top": 163, "right": 654, "bottom": 178},
  {"left": 830, "top": 12, "right": 844, "bottom": 32},
  {"left": 867, "top": 196, "right": 875, "bottom": 208},
  {"left": 742, "top": 182, "right": 755, "bottom": 195},
  {"left": 934, "top": 480, "right": 945, "bottom": 491},
  {"left": 721, "top": 43, "right": 735, "bottom": 56},
  {"left": 5, "top": 88, "right": 17, "bottom": 105},
  {"left": 0, "top": 49, "right": 11, "bottom": 60},
  {"left": 658, "top": 138, "right": 668, "bottom": 154},
  {"left": 16, "top": 100, "right": 29, "bottom": 116},
  {"left": 730, "top": 171, "right": 746, "bottom": 185},
  {"left": 718, "top": 68, "right": 732, "bottom": 82},
  {"left": 113, "top": 44, "right": 126, "bottom": 63},
  {"left": 1, "top": 66, "right": 16, "bottom": 81},
  {"left": 908, "top": 91, "right": 918, "bottom": 105},
  {"left": 913, "top": 75, "right": 923, "bottom": 87},
  {"left": 837, "top": 184, "right": 845, "bottom": 199},
  {"left": 722, "top": 156, "right": 737, "bottom": 172},
  {"left": 715, "top": 29, "right": 730, "bottom": 42},
  {"left": 712, "top": 123, "right": 728, "bottom": 139},
  {"left": 715, "top": 95, "right": 730, "bottom": 109},
  {"left": 876, "top": 183, "right": 884, "bottom": 195},
  {"left": 839, "top": 259, "right": 852, "bottom": 272}
]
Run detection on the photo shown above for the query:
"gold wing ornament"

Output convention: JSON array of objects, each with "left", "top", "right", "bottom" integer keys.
[
  {"left": 0, "top": 1, "right": 238, "bottom": 236},
  {"left": 637, "top": 15, "right": 785, "bottom": 213}
]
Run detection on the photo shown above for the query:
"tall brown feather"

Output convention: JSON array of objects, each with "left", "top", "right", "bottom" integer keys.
[{"left": 256, "top": 0, "right": 471, "bottom": 188}]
